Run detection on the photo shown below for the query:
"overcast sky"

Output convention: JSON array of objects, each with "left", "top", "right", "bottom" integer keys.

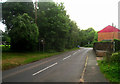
[
  {"left": 54, "top": 0, "right": 120, "bottom": 31},
  {"left": 0, "top": 0, "right": 120, "bottom": 32}
]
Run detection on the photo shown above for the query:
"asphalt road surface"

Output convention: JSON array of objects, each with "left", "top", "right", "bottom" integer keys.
[{"left": 3, "top": 47, "right": 92, "bottom": 82}]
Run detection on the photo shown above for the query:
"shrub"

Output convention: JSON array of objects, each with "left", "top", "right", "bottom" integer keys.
[
  {"left": 110, "top": 52, "right": 120, "bottom": 63},
  {"left": 98, "top": 53, "right": 120, "bottom": 82}
]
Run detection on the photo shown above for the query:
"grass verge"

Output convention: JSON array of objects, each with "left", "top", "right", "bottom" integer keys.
[{"left": 2, "top": 47, "right": 79, "bottom": 70}]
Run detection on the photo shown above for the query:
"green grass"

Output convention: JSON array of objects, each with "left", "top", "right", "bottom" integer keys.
[
  {"left": 1, "top": 45, "right": 11, "bottom": 52},
  {"left": 0, "top": 45, "right": 11, "bottom": 47},
  {"left": 2, "top": 47, "right": 79, "bottom": 70},
  {"left": 97, "top": 52, "right": 120, "bottom": 83},
  {"left": 2, "top": 52, "right": 61, "bottom": 70}
]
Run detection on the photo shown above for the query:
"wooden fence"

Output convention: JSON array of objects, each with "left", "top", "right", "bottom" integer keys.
[{"left": 93, "top": 42, "right": 114, "bottom": 53}]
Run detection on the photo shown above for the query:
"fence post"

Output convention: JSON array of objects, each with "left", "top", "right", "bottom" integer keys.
[
  {"left": 105, "top": 51, "right": 112, "bottom": 62},
  {"left": 113, "top": 41, "right": 115, "bottom": 52}
]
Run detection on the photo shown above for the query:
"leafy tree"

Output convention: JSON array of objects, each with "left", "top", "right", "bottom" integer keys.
[
  {"left": 9, "top": 13, "right": 39, "bottom": 51},
  {"left": 37, "top": 2, "right": 70, "bottom": 51},
  {"left": 2, "top": 2, "right": 34, "bottom": 31},
  {"left": 2, "top": 1, "right": 98, "bottom": 52},
  {"left": 92, "top": 31, "right": 98, "bottom": 43},
  {"left": 2, "top": 31, "right": 11, "bottom": 43},
  {"left": 79, "top": 30, "right": 88, "bottom": 46},
  {"left": 86, "top": 28, "right": 96, "bottom": 44},
  {"left": 66, "top": 21, "right": 80, "bottom": 49},
  {"left": 80, "top": 28, "right": 96, "bottom": 46}
]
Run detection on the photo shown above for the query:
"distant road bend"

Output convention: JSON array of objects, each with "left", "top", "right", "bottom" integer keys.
[{"left": 3, "top": 47, "right": 92, "bottom": 82}]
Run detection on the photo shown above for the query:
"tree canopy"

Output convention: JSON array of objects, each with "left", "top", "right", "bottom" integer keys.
[
  {"left": 2, "top": 2, "right": 98, "bottom": 51},
  {"left": 9, "top": 13, "right": 39, "bottom": 51},
  {"left": 2, "top": 2, "right": 34, "bottom": 31}
]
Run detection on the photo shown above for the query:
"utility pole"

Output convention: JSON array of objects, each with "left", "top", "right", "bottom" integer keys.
[
  {"left": 112, "top": 23, "right": 115, "bottom": 52},
  {"left": 35, "top": 0, "right": 37, "bottom": 24},
  {"left": 35, "top": 0, "right": 41, "bottom": 52}
]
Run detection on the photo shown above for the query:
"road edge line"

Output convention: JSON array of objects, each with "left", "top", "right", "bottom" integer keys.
[{"left": 80, "top": 55, "right": 88, "bottom": 83}]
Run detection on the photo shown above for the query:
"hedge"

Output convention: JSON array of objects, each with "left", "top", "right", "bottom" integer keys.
[{"left": 114, "top": 39, "right": 120, "bottom": 52}]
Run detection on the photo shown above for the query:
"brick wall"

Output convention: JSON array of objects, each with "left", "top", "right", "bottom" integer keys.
[
  {"left": 118, "top": 32, "right": 120, "bottom": 39},
  {"left": 98, "top": 32, "right": 120, "bottom": 41}
]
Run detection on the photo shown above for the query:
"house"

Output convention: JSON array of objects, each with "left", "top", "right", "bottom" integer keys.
[{"left": 98, "top": 25, "right": 120, "bottom": 41}]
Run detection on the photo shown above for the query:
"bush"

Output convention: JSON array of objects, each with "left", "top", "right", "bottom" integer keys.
[
  {"left": 110, "top": 52, "right": 120, "bottom": 63},
  {"left": 98, "top": 57, "right": 120, "bottom": 82},
  {"left": 98, "top": 51, "right": 120, "bottom": 82}
]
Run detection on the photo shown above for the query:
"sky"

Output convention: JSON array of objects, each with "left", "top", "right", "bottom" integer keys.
[
  {"left": 53, "top": 0, "right": 120, "bottom": 31},
  {"left": 0, "top": 0, "right": 120, "bottom": 32}
]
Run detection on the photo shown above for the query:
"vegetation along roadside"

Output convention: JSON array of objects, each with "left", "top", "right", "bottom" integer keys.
[
  {"left": 97, "top": 52, "right": 120, "bottom": 82},
  {"left": 2, "top": 47, "right": 80, "bottom": 71}
]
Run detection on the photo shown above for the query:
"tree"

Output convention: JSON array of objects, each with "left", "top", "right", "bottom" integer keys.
[
  {"left": 9, "top": 13, "right": 39, "bottom": 51},
  {"left": 66, "top": 20, "right": 80, "bottom": 49},
  {"left": 86, "top": 28, "right": 96, "bottom": 44},
  {"left": 93, "top": 31, "right": 98, "bottom": 43},
  {"left": 2, "top": 2, "right": 34, "bottom": 31},
  {"left": 37, "top": 2, "right": 70, "bottom": 51},
  {"left": 79, "top": 28, "right": 96, "bottom": 46},
  {"left": 2, "top": 31, "right": 11, "bottom": 43},
  {"left": 2, "top": 1, "right": 98, "bottom": 51}
]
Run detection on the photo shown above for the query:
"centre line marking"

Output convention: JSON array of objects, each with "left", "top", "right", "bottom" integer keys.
[
  {"left": 32, "top": 62, "right": 58, "bottom": 76},
  {"left": 63, "top": 55, "right": 71, "bottom": 60},
  {"left": 73, "top": 52, "right": 77, "bottom": 55}
]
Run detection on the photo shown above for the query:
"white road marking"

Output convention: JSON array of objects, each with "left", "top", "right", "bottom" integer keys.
[
  {"left": 63, "top": 55, "right": 71, "bottom": 60},
  {"left": 73, "top": 52, "right": 77, "bottom": 55},
  {"left": 32, "top": 62, "right": 58, "bottom": 76}
]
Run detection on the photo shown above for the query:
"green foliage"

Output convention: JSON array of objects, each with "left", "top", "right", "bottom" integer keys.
[
  {"left": 66, "top": 21, "right": 80, "bottom": 49},
  {"left": 98, "top": 60, "right": 120, "bottom": 82},
  {"left": 2, "top": 48, "right": 79, "bottom": 70},
  {"left": 2, "top": 2, "right": 98, "bottom": 52},
  {"left": 92, "top": 31, "right": 98, "bottom": 43},
  {"left": 2, "top": 2, "right": 34, "bottom": 31},
  {"left": 84, "top": 44, "right": 93, "bottom": 47},
  {"left": 96, "top": 40, "right": 112, "bottom": 42},
  {"left": 98, "top": 52, "right": 120, "bottom": 82},
  {"left": 9, "top": 13, "right": 39, "bottom": 51},
  {"left": 37, "top": 2, "right": 80, "bottom": 51},
  {"left": 80, "top": 28, "right": 96, "bottom": 46},
  {"left": 98, "top": 40, "right": 112, "bottom": 42},
  {"left": 114, "top": 39, "right": 120, "bottom": 52},
  {"left": 2, "top": 31, "right": 11, "bottom": 43},
  {"left": 1, "top": 45, "right": 11, "bottom": 52},
  {"left": 110, "top": 52, "right": 120, "bottom": 63}
]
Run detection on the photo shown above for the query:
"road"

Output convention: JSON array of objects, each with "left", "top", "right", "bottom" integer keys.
[{"left": 2, "top": 47, "right": 92, "bottom": 82}]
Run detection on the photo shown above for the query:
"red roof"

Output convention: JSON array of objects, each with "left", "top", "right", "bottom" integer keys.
[{"left": 98, "top": 25, "right": 120, "bottom": 33}]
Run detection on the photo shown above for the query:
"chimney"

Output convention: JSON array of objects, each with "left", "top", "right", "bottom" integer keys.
[{"left": 112, "top": 23, "right": 114, "bottom": 27}]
